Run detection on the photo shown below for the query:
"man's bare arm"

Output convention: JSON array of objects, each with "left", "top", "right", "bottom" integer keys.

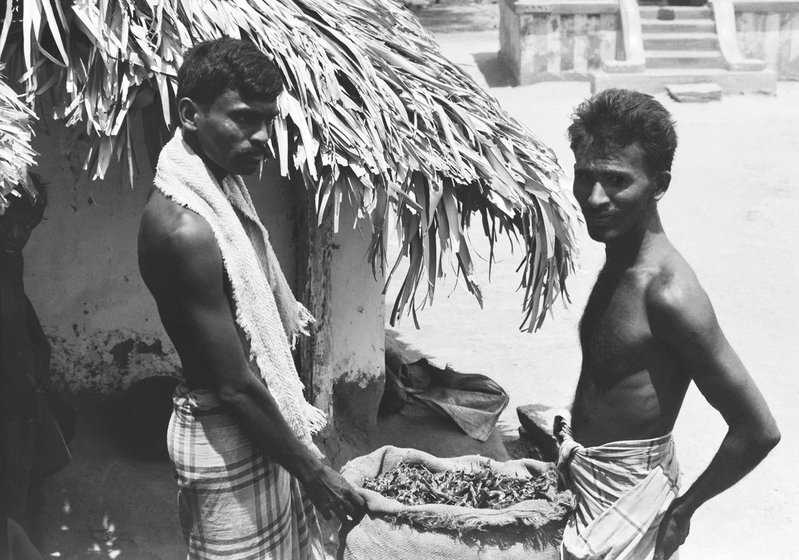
[
  {"left": 138, "top": 207, "right": 365, "bottom": 523},
  {"left": 648, "top": 275, "right": 780, "bottom": 558}
]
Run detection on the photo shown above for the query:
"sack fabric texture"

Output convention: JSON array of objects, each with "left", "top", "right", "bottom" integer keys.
[{"left": 339, "top": 446, "right": 574, "bottom": 560}]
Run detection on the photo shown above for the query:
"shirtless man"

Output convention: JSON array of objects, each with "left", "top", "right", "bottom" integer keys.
[
  {"left": 138, "top": 38, "right": 363, "bottom": 559},
  {"left": 557, "top": 88, "right": 780, "bottom": 560}
]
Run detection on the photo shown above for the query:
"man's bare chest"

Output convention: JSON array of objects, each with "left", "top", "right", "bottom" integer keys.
[{"left": 579, "top": 275, "right": 655, "bottom": 383}]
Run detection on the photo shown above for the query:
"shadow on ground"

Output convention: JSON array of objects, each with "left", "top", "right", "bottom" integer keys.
[{"left": 474, "top": 51, "right": 517, "bottom": 88}]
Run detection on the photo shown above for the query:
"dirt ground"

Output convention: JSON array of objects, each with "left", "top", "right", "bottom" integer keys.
[{"left": 384, "top": 17, "right": 799, "bottom": 560}]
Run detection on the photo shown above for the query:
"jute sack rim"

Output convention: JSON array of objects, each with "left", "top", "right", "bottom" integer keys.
[{"left": 341, "top": 445, "right": 575, "bottom": 532}]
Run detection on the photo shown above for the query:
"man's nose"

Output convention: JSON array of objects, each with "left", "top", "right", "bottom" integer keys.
[
  {"left": 587, "top": 181, "right": 609, "bottom": 207},
  {"left": 250, "top": 119, "right": 272, "bottom": 147}
]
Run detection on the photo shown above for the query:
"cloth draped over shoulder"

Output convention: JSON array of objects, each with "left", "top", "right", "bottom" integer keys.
[
  {"left": 153, "top": 129, "right": 325, "bottom": 452},
  {"left": 556, "top": 422, "right": 680, "bottom": 560},
  {"left": 168, "top": 385, "right": 325, "bottom": 560}
]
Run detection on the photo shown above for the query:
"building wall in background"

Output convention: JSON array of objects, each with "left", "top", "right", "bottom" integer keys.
[
  {"left": 735, "top": 2, "right": 799, "bottom": 78},
  {"left": 499, "top": 0, "right": 620, "bottom": 85},
  {"left": 25, "top": 115, "right": 300, "bottom": 394},
  {"left": 499, "top": 0, "right": 799, "bottom": 83}
]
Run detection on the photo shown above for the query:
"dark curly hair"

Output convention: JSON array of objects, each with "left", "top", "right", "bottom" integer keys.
[
  {"left": 568, "top": 88, "right": 678, "bottom": 175},
  {"left": 176, "top": 37, "right": 283, "bottom": 107}
]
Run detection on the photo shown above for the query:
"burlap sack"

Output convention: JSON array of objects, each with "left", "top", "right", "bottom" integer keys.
[{"left": 339, "top": 446, "right": 574, "bottom": 560}]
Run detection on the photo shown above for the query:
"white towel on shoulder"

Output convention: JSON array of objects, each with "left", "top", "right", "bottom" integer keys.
[{"left": 154, "top": 129, "right": 326, "bottom": 453}]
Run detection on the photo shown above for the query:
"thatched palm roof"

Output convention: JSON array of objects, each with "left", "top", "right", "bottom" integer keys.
[
  {"left": 0, "top": 0, "right": 580, "bottom": 331},
  {"left": 0, "top": 67, "right": 36, "bottom": 214}
]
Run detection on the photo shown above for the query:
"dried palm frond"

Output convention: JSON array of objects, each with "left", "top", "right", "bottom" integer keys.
[
  {"left": 0, "top": 65, "right": 36, "bottom": 215},
  {"left": 0, "top": 0, "right": 580, "bottom": 330}
]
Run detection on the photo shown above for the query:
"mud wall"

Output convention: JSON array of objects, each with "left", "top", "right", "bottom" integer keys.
[{"left": 24, "top": 113, "right": 301, "bottom": 394}]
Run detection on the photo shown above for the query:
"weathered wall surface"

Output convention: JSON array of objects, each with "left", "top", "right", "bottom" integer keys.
[
  {"left": 735, "top": 1, "right": 799, "bottom": 78},
  {"left": 299, "top": 199, "right": 386, "bottom": 431},
  {"left": 25, "top": 114, "right": 301, "bottom": 394},
  {"left": 499, "top": 0, "right": 620, "bottom": 85}
]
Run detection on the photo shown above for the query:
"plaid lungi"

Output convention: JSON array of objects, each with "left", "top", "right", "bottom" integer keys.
[
  {"left": 167, "top": 385, "right": 325, "bottom": 560},
  {"left": 557, "top": 422, "right": 680, "bottom": 560}
]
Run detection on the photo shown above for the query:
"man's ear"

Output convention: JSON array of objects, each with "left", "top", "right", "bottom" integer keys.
[
  {"left": 653, "top": 171, "right": 671, "bottom": 201},
  {"left": 177, "top": 97, "right": 200, "bottom": 132}
]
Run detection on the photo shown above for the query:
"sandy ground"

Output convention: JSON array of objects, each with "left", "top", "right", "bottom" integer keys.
[{"left": 384, "top": 23, "right": 799, "bottom": 560}]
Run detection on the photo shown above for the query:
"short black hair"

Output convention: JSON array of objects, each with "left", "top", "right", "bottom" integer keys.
[
  {"left": 176, "top": 37, "right": 283, "bottom": 107},
  {"left": 568, "top": 88, "right": 678, "bottom": 174}
]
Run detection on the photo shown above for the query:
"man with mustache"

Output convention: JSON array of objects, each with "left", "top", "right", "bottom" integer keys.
[
  {"left": 556, "top": 88, "right": 780, "bottom": 560},
  {"left": 138, "top": 38, "right": 364, "bottom": 559}
]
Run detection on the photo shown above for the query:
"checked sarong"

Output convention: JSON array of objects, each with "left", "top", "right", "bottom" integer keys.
[
  {"left": 167, "top": 385, "right": 325, "bottom": 560},
  {"left": 557, "top": 421, "right": 681, "bottom": 560}
]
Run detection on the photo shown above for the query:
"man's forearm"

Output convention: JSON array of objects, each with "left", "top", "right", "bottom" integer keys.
[
  {"left": 673, "top": 426, "right": 779, "bottom": 517},
  {"left": 217, "top": 379, "right": 324, "bottom": 482}
]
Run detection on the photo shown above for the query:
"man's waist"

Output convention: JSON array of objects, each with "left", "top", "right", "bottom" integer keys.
[
  {"left": 571, "top": 427, "right": 674, "bottom": 450},
  {"left": 172, "top": 384, "right": 226, "bottom": 417},
  {"left": 570, "top": 404, "right": 675, "bottom": 448},
  {"left": 556, "top": 416, "right": 675, "bottom": 466}
]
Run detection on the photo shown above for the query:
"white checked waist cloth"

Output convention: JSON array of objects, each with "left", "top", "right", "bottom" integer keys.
[
  {"left": 557, "top": 424, "right": 681, "bottom": 560},
  {"left": 167, "top": 385, "right": 325, "bottom": 560}
]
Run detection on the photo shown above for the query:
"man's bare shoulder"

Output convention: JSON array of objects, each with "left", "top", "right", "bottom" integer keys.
[
  {"left": 645, "top": 250, "right": 718, "bottom": 345},
  {"left": 138, "top": 191, "right": 221, "bottom": 291}
]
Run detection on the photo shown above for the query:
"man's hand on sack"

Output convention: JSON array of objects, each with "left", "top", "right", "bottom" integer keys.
[{"left": 300, "top": 463, "right": 367, "bottom": 525}]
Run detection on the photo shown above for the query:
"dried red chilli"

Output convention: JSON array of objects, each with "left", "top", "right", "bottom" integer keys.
[{"left": 362, "top": 462, "right": 559, "bottom": 510}]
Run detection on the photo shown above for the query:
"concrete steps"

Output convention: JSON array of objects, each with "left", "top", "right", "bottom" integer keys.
[
  {"left": 639, "top": 6, "right": 713, "bottom": 20},
  {"left": 635, "top": 5, "right": 730, "bottom": 93},
  {"left": 641, "top": 6, "right": 721, "bottom": 71},
  {"left": 592, "top": 4, "right": 776, "bottom": 95},
  {"left": 592, "top": 68, "right": 777, "bottom": 94},
  {"left": 643, "top": 32, "right": 719, "bottom": 51},
  {"left": 646, "top": 50, "right": 725, "bottom": 69},
  {"left": 642, "top": 19, "right": 716, "bottom": 33}
]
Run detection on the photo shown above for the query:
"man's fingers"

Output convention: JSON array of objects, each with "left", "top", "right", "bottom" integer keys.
[
  {"left": 332, "top": 497, "right": 366, "bottom": 525},
  {"left": 340, "top": 487, "right": 366, "bottom": 521},
  {"left": 338, "top": 501, "right": 360, "bottom": 523},
  {"left": 335, "top": 503, "right": 357, "bottom": 525},
  {"left": 349, "top": 490, "right": 366, "bottom": 511}
]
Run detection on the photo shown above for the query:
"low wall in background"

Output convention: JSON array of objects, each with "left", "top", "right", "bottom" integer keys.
[
  {"left": 499, "top": 0, "right": 622, "bottom": 84},
  {"left": 734, "top": 0, "right": 799, "bottom": 78},
  {"left": 499, "top": 0, "right": 799, "bottom": 84}
]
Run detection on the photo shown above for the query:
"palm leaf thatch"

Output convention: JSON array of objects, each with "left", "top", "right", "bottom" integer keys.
[
  {"left": 0, "top": 66, "right": 36, "bottom": 214},
  {"left": 0, "top": 0, "right": 581, "bottom": 331}
]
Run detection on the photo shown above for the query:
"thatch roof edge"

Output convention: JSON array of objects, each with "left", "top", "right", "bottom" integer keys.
[{"left": 0, "top": 0, "right": 581, "bottom": 330}]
